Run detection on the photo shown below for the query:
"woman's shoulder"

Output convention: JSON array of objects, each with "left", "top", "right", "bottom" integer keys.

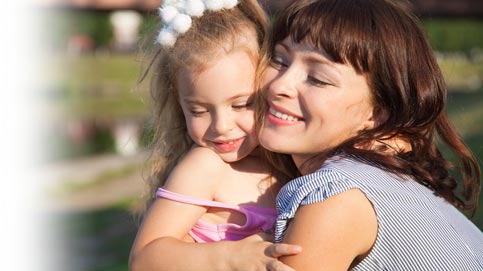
[
  {"left": 278, "top": 166, "right": 349, "bottom": 210},
  {"left": 277, "top": 157, "right": 376, "bottom": 214},
  {"left": 278, "top": 156, "right": 416, "bottom": 216},
  {"left": 282, "top": 157, "right": 359, "bottom": 192},
  {"left": 275, "top": 162, "right": 377, "bottom": 244}
]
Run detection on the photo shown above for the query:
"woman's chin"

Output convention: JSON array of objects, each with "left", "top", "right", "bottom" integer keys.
[{"left": 259, "top": 136, "right": 287, "bottom": 154}]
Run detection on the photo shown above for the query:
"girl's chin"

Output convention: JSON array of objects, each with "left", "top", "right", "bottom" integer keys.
[{"left": 215, "top": 148, "right": 250, "bottom": 163}]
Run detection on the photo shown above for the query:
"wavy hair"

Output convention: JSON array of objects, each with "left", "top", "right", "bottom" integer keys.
[
  {"left": 267, "top": 0, "right": 480, "bottom": 214},
  {"left": 138, "top": 0, "right": 283, "bottom": 211}
]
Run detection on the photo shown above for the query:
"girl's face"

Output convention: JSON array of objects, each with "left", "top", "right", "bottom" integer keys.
[
  {"left": 259, "top": 38, "right": 376, "bottom": 169},
  {"left": 177, "top": 49, "right": 259, "bottom": 162}
]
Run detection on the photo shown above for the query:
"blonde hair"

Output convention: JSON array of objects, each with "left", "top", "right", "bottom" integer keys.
[{"left": 140, "top": 0, "right": 270, "bottom": 210}]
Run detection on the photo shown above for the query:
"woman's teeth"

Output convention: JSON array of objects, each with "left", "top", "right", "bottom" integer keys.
[{"left": 269, "top": 108, "right": 299, "bottom": 122}]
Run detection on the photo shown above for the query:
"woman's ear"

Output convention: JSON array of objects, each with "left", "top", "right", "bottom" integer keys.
[{"left": 363, "top": 105, "right": 388, "bottom": 130}]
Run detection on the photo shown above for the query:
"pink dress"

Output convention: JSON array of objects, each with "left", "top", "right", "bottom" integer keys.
[{"left": 156, "top": 188, "right": 277, "bottom": 243}]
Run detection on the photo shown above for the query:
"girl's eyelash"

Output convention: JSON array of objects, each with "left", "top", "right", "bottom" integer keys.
[
  {"left": 190, "top": 110, "right": 207, "bottom": 116},
  {"left": 232, "top": 102, "right": 252, "bottom": 109}
]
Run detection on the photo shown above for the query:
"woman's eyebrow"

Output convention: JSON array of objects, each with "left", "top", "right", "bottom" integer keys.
[
  {"left": 276, "top": 41, "right": 340, "bottom": 73},
  {"left": 304, "top": 55, "right": 342, "bottom": 77}
]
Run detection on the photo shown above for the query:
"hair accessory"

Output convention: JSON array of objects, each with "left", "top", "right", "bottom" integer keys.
[{"left": 156, "top": 0, "right": 240, "bottom": 47}]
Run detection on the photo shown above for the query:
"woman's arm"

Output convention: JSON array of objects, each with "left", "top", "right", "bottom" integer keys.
[{"left": 280, "top": 189, "right": 378, "bottom": 271}]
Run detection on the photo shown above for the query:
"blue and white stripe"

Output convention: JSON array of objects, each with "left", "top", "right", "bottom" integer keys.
[{"left": 275, "top": 157, "right": 483, "bottom": 270}]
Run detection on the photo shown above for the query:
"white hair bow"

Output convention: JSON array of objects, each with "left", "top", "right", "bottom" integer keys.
[{"left": 156, "top": 0, "right": 240, "bottom": 47}]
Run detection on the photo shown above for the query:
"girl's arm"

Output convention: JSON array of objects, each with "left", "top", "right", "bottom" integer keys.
[
  {"left": 130, "top": 199, "right": 300, "bottom": 270},
  {"left": 280, "top": 189, "right": 378, "bottom": 271},
  {"left": 130, "top": 227, "right": 300, "bottom": 271},
  {"left": 129, "top": 147, "right": 301, "bottom": 270}
]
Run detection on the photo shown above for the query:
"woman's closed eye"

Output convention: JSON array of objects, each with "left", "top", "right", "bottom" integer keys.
[
  {"left": 308, "top": 75, "right": 332, "bottom": 88},
  {"left": 270, "top": 55, "right": 288, "bottom": 70}
]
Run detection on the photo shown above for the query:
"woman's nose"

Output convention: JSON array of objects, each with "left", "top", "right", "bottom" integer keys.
[{"left": 265, "top": 66, "right": 299, "bottom": 99}]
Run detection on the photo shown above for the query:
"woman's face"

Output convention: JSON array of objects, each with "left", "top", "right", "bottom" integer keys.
[{"left": 259, "top": 38, "right": 376, "bottom": 168}]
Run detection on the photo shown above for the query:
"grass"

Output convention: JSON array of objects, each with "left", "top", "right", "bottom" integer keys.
[
  {"left": 44, "top": 53, "right": 150, "bottom": 121},
  {"left": 54, "top": 163, "right": 143, "bottom": 196},
  {"left": 437, "top": 53, "right": 483, "bottom": 91},
  {"left": 55, "top": 203, "right": 139, "bottom": 271}
]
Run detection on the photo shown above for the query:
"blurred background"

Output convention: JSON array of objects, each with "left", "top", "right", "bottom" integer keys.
[{"left": 33, "top": 0, "right": 482, "bottom": 270}]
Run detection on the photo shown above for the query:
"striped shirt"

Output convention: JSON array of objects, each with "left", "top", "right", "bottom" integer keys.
[{"left": 275, "top": 156, "right": 483, "bottom": 270}]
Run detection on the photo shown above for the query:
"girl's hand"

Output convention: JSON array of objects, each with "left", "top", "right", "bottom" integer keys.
[{"left": 225, "top": 234, "right": 301, "bottom": 271}]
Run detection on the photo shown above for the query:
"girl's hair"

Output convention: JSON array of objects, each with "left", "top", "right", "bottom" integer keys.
[
  {"left": 141, "top": 0, "right": 271, "bottom": 210},
  {"left": 268, "top": 0, "right": 481, "bottom": 213}
]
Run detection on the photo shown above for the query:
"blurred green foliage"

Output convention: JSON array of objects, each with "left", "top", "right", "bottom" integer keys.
[
  {"left": 58, "top": 204, "right": 138, "bottom": 271},
  {"left": 423, "top": 18, "right": 483, "bottom": 52},
  {"left": 138, "top": 13, "right": 161, "bottom": 52},
  {"left": 46, "top": 125, "right": 117, "bottom": 161},
  {"left": 437, "top": 54, "right": 483, "bottom": 91},
  {"left": 44, "top": 54, "right": 148, "bottom": 160},
  {"left": 444, "top": 90, "right": 483, "bottom": 230},
  {"left": 47, "top": 54, "right": 148, "bottom": 120},
  {"left": 44, "top": 9, "right": 113, "bottom": 49}
]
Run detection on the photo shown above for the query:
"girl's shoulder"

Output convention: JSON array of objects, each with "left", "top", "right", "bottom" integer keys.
[
  {"left": 184, "top": 146, "right": 229, "bottom": 165},
  {"left": 163, "top": 146, "right": 230, "bottom": 200}
]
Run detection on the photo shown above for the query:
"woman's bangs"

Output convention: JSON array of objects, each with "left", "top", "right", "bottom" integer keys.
[{"left": 273, "top": 0, "right": 374, "bottom": 73}]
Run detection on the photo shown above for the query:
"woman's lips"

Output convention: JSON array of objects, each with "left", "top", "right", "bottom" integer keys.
[
  {"left": 269, "top": 107, "right": 300, "bottom": 122},
  {"left": 266, "top": 105, "right": 303, "bottom": 126}
]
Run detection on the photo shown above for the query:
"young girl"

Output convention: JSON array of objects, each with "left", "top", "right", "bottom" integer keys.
[
  {"left": 129, "top": 0, "right": 300, "bottom": 270},
  {"left": 259, "top": 0, "right": 483, "bottom": 269}
]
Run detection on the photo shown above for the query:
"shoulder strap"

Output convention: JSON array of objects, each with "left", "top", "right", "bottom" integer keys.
[{"left": 157, "top": 188, "right": 240, "bottom": 210}]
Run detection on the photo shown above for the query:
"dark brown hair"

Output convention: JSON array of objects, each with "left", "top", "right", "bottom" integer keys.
[{"left": 268, "top": 0, "right": 480, "bottom": 213}]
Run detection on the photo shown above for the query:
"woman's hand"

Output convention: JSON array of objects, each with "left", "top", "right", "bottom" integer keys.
[{"left": 225, "top": 234, "right": 302, "bottom": 271}]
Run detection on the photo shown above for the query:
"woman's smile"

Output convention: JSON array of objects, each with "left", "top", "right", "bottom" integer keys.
[{"left": 259, "top": 38, "right": 375, "bottom": 167}]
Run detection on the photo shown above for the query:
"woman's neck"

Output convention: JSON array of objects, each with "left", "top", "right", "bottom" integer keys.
[{"left": 292, "top": 154, "right": 326, "bottom": 175}]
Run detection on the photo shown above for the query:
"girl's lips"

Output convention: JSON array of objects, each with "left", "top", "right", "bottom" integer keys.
[{"left": 212, "top": 137, "right": 244, "bottom": 153}]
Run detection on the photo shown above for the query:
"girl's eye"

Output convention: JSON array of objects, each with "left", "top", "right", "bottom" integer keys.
[
  {"left": 190, "top": 109, "right": 208, "bottom": 116},
  {"left": 308, "top": 76, "right": 331, "bottom": 88},
  {"left": 232, "top": 102, "right": 252, "bottom": 110}
]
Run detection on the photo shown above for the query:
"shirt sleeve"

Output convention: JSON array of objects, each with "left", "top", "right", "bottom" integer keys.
[
  {"left": 300, "top": 174, "right": 359, "bottom": 205},
  {"left": 275, "top": 168, "right": 358, "bottom": 242}
]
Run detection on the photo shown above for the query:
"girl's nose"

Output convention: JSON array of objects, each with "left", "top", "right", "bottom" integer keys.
[{"left": 211, "top": 112, "right": 234, "bottom": 135}]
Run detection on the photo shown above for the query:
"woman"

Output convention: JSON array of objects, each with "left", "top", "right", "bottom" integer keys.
[{"left": 258, "top": 0, "right": 483, "bottom": 270}]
